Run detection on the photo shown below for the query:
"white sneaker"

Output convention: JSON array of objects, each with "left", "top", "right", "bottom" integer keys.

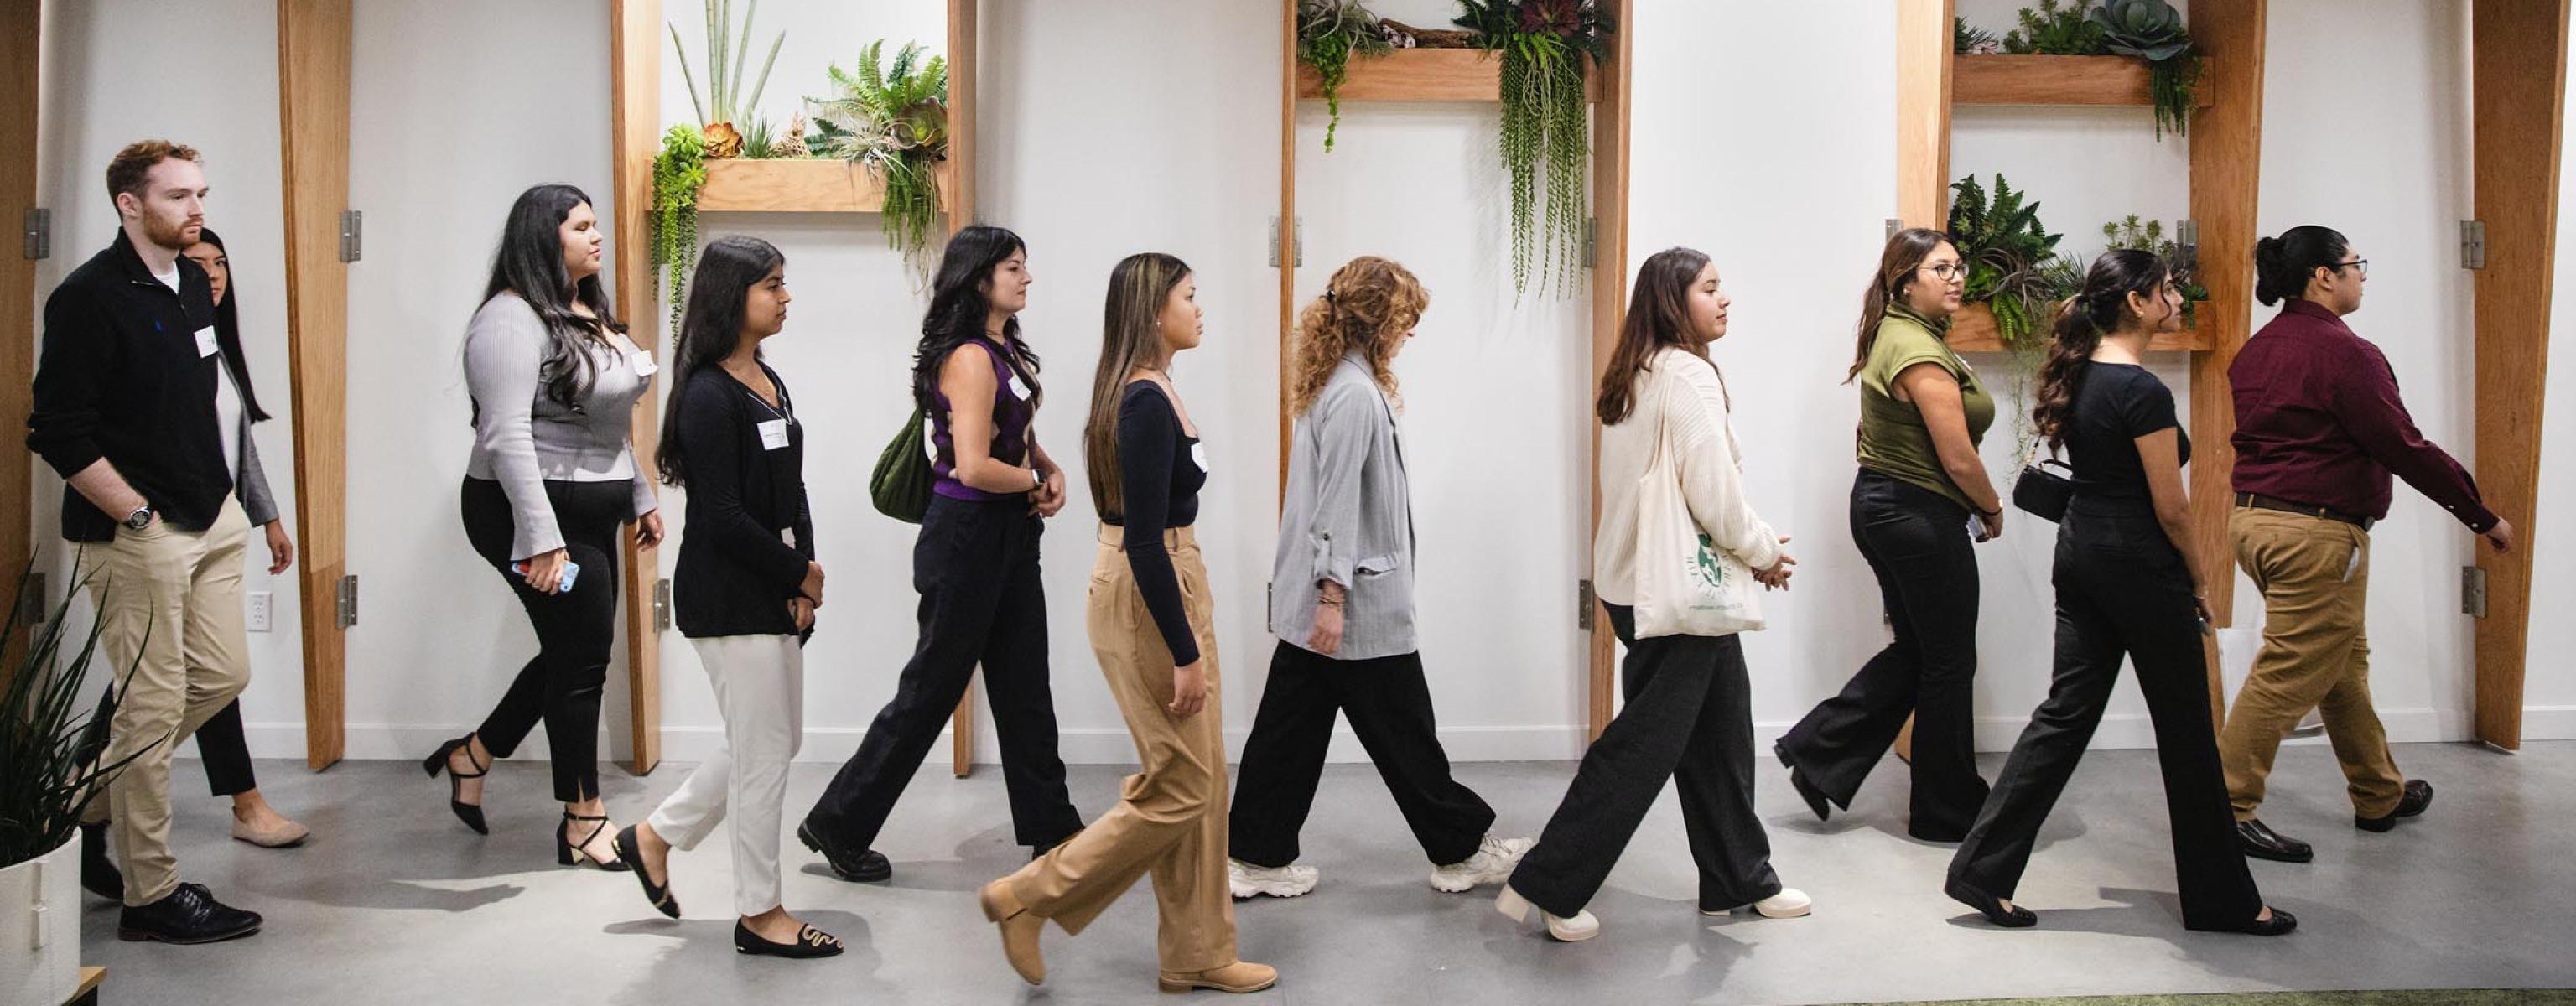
[
  {"left": 1429, "top": 834, "right": 1535, "bottom": 893},
  {"left": 1494, "top": 883, "right": 1600, "bottom": 941},
  {"left": 1702, "top": 887, "right": 1813, "bottom": 919},
  {"left": 1228, "top": 858, "right": 1319, "bottom": 900}
]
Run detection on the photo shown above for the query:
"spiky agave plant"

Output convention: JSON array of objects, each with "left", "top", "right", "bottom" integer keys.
[
  {"left": 669, "top": 0, "right": 786, "bottom": 158},
  {"left": 1457, "top": 0, "right": 1614, "bottom": 298},
  {"left": 808, "top": 40, "right": 950, "bottom": 278}
]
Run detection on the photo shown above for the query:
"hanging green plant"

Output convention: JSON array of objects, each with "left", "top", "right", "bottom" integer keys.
[
  {"left": 1946, "top": 173, "right": 2064, "bottom": 351},
  {"left": 1455, "top": 0, "right": 1613, "bottom": 298},
  {"left": 669, "top": 0, "right": 786, "bottom": 159},
  {"left": 808, "top": 39, "right": 950, "bottom": 279},
  {"left": 650, "top": 122, "right": 708, "bottom": 334},
  {"left": 1299, "top": 0, "right": 1394, "bottom": 153},
  {"left": 2091, "top": 0, "right": 2198, "bottom": 139}
]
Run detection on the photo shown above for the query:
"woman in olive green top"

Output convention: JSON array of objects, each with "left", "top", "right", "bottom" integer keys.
[{"left": 1776, "top": 227, "right": 2004, "bottom": 843}]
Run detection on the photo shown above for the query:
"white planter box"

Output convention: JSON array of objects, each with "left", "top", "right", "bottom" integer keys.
[{"left": 0, "top": 833, "right": 82, "bottom": 1006}]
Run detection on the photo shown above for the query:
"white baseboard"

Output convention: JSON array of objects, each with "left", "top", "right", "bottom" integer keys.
[{"left": 209, "top": 706, "right": 2568, "bottom": 766}]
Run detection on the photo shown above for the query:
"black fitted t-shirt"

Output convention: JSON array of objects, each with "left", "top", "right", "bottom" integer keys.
[
  {"left": 1103, "top": 381, "right": 1207, "bottom": 664},
  {"left": 2068, "top": 362, "right": 2190, "bottom": 504}
]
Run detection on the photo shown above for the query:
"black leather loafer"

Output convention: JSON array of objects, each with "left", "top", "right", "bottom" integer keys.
[
  {"left": 2236, "top": 819, "right": 2314, "bottom": 863},
  {"left": 2356, "top": 780, "right": 2434, "bottom": 832}
]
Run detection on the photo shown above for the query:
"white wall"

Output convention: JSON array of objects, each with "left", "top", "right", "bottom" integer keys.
[
  {"left": 31, "top": 1, "right": 308, "bottom": 747},
  {"left": 40, "top": 0, "right": 2543, "bottom": 765}
]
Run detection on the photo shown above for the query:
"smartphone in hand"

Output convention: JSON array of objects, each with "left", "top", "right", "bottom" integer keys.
[{"left": 509, "top": 558, "right": 583, "bottom": 594}]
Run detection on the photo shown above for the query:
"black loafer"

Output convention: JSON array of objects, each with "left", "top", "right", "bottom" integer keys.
[
  {"left": 2241, "top": 906, "right": 2298, "bottom": 936},
  {"left": 2356, "top": 780, "right": 2433, "bottom": 832},
  {"left": 735, "top": 920, "right": 844, "bottom": 958},
  {"left": 797, "top": 821, "right": 891, "bottom": 883},
  {"left": 1943, "top": 877, "right": 2037, "bottom": 928},
  {"left": 2236, "top": 819, "right": 2313, "bottom": 863},
  {"left": 118, "top": 883, "right": 262, "bottom": 944},
  {"left": 80, "top": 822, "right": 122, "bottom": 900}
]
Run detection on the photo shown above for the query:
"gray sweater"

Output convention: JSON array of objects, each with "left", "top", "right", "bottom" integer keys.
[
  {"left": 1270, "top": 355, "right": 1417, "bottom": 661},
  {"left": 462, "top": 294, "right": 657, "bottom": 560}
]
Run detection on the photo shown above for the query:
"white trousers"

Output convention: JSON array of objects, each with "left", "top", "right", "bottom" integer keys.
[{"left": 647, "top": 633, "right": 804, "bottom": 917}]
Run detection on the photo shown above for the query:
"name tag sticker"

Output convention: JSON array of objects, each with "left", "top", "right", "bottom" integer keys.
[
  {"left": 194, "top": 326, "right": 219, "bottom": 358},
  {"left": 782, "top": 526, "right": 797, "bottom": 548},
  {"left": 1006, "top": 373, "right": 1032, "bottom": 401},
  {"left": 757, "top": 418, "right": 791, "bottom": 450},
  {"left": 1192, "top": 443, "right": 1210, "bottom": 474},
  {"left": 630, "top": 351, "right": 659, "bottom": 377}
]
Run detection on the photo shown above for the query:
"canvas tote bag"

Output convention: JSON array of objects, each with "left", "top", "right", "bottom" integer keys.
[{"left": 1629, "top": 364, "right": 1765, "bottom": 638}]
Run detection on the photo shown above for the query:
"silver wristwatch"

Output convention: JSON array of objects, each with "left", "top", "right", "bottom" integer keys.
[{"left": 122, "top": 505, "right": 154, "bottom": 531}]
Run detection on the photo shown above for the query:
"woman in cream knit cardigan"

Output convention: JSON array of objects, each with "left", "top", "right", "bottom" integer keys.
[{"left": 1494, "top": 247, "right": 1810, "bottom": 942}]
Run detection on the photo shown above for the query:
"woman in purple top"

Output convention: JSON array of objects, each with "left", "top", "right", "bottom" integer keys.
[{"left": 797, "top": 226, "right": 1083, "bottom": 881}]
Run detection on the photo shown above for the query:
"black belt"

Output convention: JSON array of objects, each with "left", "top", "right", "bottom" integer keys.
[{"left": 2235, "top": 492, "right": 2375, "bottom": 531}]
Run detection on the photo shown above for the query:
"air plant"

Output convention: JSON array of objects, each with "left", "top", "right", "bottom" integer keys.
[
  {"left": 808, "top": 40, "right": 950, "bottom": 278},
  {"left": 1299, "top": 0, "right": 1394, "bottom": 153}
]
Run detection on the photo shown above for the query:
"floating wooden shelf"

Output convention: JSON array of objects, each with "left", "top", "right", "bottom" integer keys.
[
  {"left": 696, "top": 157, "right": 952, "bottom": 214},
  {"left": 1945, "top": 301, "right": 2210, "bottom": 353},
  {"left": 1954, "top": 54, "right": 2216, "bottom": 108},
  {"left": 1293, "top": 47, "right": 1599, "bottom": 103}
]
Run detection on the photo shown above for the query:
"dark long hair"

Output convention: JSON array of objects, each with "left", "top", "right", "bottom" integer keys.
[
  {"left": 2253, "top": 225, "right": 2350, "bottom": 306},
  {"left": 192, "top": 227, "right": 270, "bottom": 422},
  {"left": 1845, "top": 227, "right": 1954, "bottom": 383},
  {"left": 481, "top": 184, "right": 625, "bottom": 413},
  {"left": 911, "top": 226, "right": 1038, "bottom": 413},
  {"left": 1083, "top": 252, "right": 1192, "bottom": 517},
  {"left": 1597, "top": 247, "right": 1717, "bottom": 425},
  {"left": 655, "top": 236, "right": 785, "bottom": 488},
  {"left": 2033, "top": 249, "right": 2169, "bottom": 448}
]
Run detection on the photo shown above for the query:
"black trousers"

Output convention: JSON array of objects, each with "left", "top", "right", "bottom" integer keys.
[
  {"left": 804, "top": 495, "right": 1082, "bottom": 850},
  {"left": 1778, "top": 469, "right": 1989, "bottom": 841},
  {"left": 1507, "top": 604, "right": 1780, "bottom": 918},
  {"left": 461, "top": 476, "right": 627, "bottom": 803},
  {"left": 1950, "top": 507, "right": 2262, "bottom": 931},
  {"left": 1228, "top": 641, "right": 1496, "bottom": 868},
  {"left": 84, "top": 696, "right": 255, "bottom": 797}
]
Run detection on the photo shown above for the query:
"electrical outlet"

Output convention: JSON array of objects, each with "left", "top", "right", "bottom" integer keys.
[{"left": 247, "top": 591, "right": 273, "bottom": 632}]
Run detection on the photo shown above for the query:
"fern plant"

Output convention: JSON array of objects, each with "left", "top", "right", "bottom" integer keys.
[
  {"left": 1300, "top": 0, "right": 1394, "bottom": 153},
  {"left": 669, "top": 0, "right": 786, "bottom": 158},
  {"left": 1947, "top": 173, "right": 2063, "bottom": 350},
  {"left": 808, "top": 40, "right": 951, "bottom": 278},
  {"left": 650, "top": 123, "right": 708, "bottom": 334},
  {"left": 1456, "top": 0, "right": 1613, "bottom": 298}
]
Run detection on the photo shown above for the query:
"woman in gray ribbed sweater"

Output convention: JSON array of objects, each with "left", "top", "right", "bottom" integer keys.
[{"left": 424, "top": 184, "right": 663, "bottom": 871}]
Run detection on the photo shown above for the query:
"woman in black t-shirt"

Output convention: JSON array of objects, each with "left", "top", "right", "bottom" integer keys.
[{"left": 1944, "top": 250, "right": 2293, "bottom": 936}]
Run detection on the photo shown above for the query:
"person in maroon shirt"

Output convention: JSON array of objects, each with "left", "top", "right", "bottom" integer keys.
[{"left": 2219, "top": 226, "right": 2516, "bottom": 865}]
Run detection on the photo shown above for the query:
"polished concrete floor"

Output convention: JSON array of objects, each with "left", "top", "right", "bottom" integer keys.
[{"left": 79, "top": 742, "right": 2575, "bottom": 1005}]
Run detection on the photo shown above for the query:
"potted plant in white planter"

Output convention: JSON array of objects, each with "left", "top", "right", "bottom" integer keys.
[{"left": 3, "top": 566, "right": 148, "bottom": 1005}]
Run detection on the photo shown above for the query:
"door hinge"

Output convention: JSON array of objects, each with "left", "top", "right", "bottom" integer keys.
[
  {"left": 1581, "top": 216, "right": 1597, "bottom": 267},
  {"left": 652, "top": 578, "right": 673, "bottom": 631},
  {"left": 22, "top": 208, "right": 49, "bottom": 260},
  {"left": 1577, "top": 578, "right": 1597, "bottom": 631},
  {"left": 18, "top": 570, "right": 48, "bottom": 625},
  {"left": 2173, "top": 218, "right": 2199, "bottom": 277},
  {"left": 335, "top": 574, "right": 360, "bottom": 628},
  {"left": 339, "top": 210, "right": 363, "bottom": 262},
  {"left": 1269, "top": 216, "right": 1302, "bottom": 268},
  {"left": 1884, "top": 217, "right": 1903, "bottom": 241},
  {"left": 2460, "top": 220, "right": 2486, "bottom": 270},
  {"left": 2462, "top": 565, "right": 2488, "bottom": 618}
]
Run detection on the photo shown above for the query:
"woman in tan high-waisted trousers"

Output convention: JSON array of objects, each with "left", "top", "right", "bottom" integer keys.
[{"left": 977, "top": 252, "right": 1275, "bottom": 995}]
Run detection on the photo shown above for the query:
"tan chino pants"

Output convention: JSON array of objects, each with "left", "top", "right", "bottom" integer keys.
[
  {"left": 2217, "top": 506, "right": 2407, "bottom": 820},
  {"left": 1001, "top": 526, "right": 1236, "bottom": 973}
]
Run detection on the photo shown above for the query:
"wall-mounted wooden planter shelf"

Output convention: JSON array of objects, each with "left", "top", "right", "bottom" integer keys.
[
  {"left": 1954, "top": 54, "right": 2216, "bottom": 108},
  {"left": 696, "top": 157, "right": 953, "bottom": 214},
  {"left": 1293, "top": 47, "right": 1599, "bottom": 103},
  {"left": 1945, "top": 302, "right": 2210, "bottom": 353}
]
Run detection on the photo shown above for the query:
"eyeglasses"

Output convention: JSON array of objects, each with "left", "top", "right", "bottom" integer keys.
[
  {"left": 1917, "top": 262, "right": 1965, "bottom": 282},
  {"left": 2327, "top": 258, "right": 2369, "bottom": 277}
]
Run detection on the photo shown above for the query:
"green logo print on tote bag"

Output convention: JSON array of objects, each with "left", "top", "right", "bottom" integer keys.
[{"left": 1691, "top": 532, "right": 1731, "bottom": 598}]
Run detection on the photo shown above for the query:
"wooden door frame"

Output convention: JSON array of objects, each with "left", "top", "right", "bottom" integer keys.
[{"left": 276, "top": 0, "right": 355, "bottom": 769}]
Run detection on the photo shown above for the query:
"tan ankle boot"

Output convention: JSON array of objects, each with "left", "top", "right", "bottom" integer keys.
[
  {"left": 1157, "top": 961, "right": 1277, "bottom": 994},
  {"left": 978, "top": 879, "right": 1045, "bottom": 985}
]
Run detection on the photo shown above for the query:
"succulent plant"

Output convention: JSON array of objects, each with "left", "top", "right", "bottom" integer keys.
[{"left": 2090, "top": 0, "right": 2189, "bottom": 62}]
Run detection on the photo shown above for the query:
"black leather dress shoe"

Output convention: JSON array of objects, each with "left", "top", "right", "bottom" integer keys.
[
  {"left": 2355, "top": 780, "right": 2434, "bottom": 832},
  {"left": 2241, "top": 907, "right": 2298, "bottom": 936},
  {"left": 80, "top": 822, "right": 122, "bottom": 900},
  {"left": 797, "top": 821, "right": 891, "bottom": 883},
  {"left": 118, "top": 883, "right": 262, "bottom": 944},
  {"left": 2236, "top": 819, "right": 2314, "bottom": 863}
]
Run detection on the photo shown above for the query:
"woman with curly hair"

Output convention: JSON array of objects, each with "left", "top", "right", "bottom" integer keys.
[{"left": 1226, "top": 256, "right": 1531, "bottom": 903}]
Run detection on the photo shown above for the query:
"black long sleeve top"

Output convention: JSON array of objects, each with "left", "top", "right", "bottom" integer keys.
[
  {"left": 672, "top": 364, "right": 816, "bottom": 639},
  {"left": 1103, "top": 381, "right": 1206, "bottom": 664}
]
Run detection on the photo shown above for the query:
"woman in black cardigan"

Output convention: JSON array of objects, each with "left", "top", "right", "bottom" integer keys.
[{"left": 609, "top": 236, "right": 839, "bottom": 958}]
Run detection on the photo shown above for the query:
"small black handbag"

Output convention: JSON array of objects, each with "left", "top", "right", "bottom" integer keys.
[{"left": 2012, "top": 457, "right": 2076, "bottom": 523}]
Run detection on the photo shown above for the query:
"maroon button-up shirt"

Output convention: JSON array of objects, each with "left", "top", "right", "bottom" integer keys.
[{"left": 2228, "top": 298, "right": 2496, "bottom": 532}]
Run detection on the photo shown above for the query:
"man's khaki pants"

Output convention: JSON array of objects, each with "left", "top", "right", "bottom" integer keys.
[
  {"left": 80, "top": 498, "right": 253, "bottom": 906},
  {"left": 2217, "top": 506, "right": 2406, "bottom": 821},
  {"left": 1001, "top": 526, "right": 1236, "bottom": 974}
]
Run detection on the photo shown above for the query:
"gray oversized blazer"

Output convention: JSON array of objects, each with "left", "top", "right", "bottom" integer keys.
[{"left": 1270, "top": 355, "right": 1416, "bottom": 661}]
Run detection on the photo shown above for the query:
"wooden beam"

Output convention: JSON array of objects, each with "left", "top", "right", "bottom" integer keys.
[
  {"left": 1895, "top": 0, "right": 1955, "bottom": 229},
  {"left": 0, "top": 0, "right": 36, "bottom": 680},
  {"left": 1294, "top": 48, "right": 1602, "bottom": 103},
  {"left": 1584, "top": 0, "right": 1633, "bottom": 742},
  {"left": 1953, "top": 54, "right": 2219, "bottom": 108},
  {"left": 1946, "top": 303, "right": 2209, "bottom": 353},
  {"left": 610, "top": 0, "right": 662, "bottom": 775},
  {"left": 948, "top": 0, "right": 979, "bottom": 779},
  {"left": 698, "top": 158, "right": 958, "bottom": 214},
  {"left": 2184, "top": 0, "right": 2266, "bottom": 631},
  {"left": 2470, "top": 0, "right": 2568, "bottom": 752},
  {"left": 276, "top": 0, "right": 353, "bottom": 770}
]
